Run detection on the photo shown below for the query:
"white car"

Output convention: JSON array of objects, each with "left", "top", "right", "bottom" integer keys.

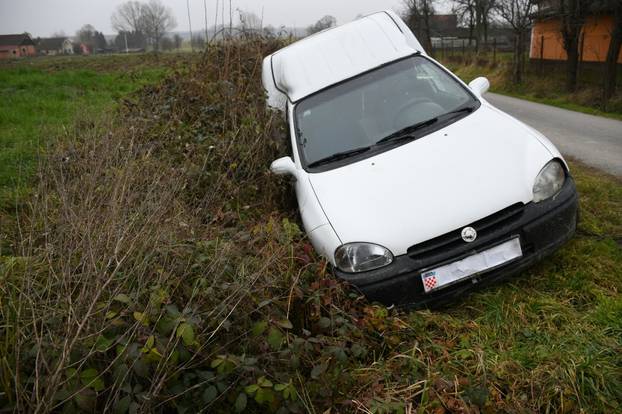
[{"left": 262, "top": 10, "right": 578, "bottom": 307}]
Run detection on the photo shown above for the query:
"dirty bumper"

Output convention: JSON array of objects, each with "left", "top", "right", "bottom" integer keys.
[{"left": 334, "top": 177, "right": 579, "bottom": 308}]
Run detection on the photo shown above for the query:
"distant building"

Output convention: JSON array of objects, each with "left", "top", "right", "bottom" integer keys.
[
  {"left": 530, "top": 2, "right": 622, "bottom": 63},
  {"left": 37, "top": 37, "right": 74, "bottom": 55},
  {"left": 0, "top": 33, "right": 36, "bottom": 59},
  {"left": 78, "top": 43, "right": 91, "bottom": 55}
]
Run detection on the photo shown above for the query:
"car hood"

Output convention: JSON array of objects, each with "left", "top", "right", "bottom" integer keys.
[{"left": 307, "top": 104, "right": 555, "bottom": 256}]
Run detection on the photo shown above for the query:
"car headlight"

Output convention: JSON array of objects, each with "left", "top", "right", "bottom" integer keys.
[
  {"left": 334, "top": 243, "right": 393, "bottom": 273},
  {"left": 533, "top": 160, "right": 565, "bottom": 202}
]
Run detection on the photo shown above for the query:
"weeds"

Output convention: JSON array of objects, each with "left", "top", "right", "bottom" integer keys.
[{"left": 1, "top": 43, "right": 621, "bottom": 413}]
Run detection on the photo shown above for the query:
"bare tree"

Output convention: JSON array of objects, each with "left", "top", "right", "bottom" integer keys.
[
  {"left": 111, "top": 1, "right": 145, "bottom": 33},
  {"left": 76, "top": 24, "right": 96, "bottom": 42},
  {"left": 553, "top": 0, "right": 591, "bottom": 92},
  {"left": 475, "top": 0, "right": 496, "bottom": 48},
  {"left": 76, "top": 24, "right": 97, "bottom": 52},
  {"left": 173, "top": 33, "right": 183, "bottom": 49},
  {"left": 592, "top": 0, "right": 622, "bottom": 103},
  {"left": 495, "top": 0, "right": 537, "bottom": 83},
  {"left": 452, "top": 0, "right": 477, "bottom": 45},
  {"left": 76, "top": 24, "right": 107, "bottom": 53},
  {"left": 306, "top": 15, "right": 337, "bottom": 35},
  {"left": 403, "top": 0, "right": 435, "bottom": 53},
  {"left": 451, "top": 0, "right": 496, "bottom": 50},
  {"left": 141, "top": 0, "right": 177, "bottom": 52}
]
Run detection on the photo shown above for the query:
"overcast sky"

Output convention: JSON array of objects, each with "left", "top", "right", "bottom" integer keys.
[{"left": 0, "top": 0, "right": 423, "bottom": 38}]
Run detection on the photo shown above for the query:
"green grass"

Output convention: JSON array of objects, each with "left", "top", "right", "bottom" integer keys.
[{"left": 0, "top": 56, "right": 169, "bottom": 206}]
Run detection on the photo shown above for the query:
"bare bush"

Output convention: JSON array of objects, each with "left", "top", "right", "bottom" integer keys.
[{"left": 1, "top": 41, "right": 299, "bottom": 412}]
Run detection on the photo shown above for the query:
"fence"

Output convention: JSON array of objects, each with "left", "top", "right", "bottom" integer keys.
[{"left": 429, "top": 37, "right": 515, "bottom": 66}]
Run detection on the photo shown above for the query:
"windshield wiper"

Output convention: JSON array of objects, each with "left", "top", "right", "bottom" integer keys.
[
  {"left": 305, "top": 105, "right": 476, "bottom": 169},
  {"left": 443, "top": 105, "right": 476, "bottom": 118},
  {"left": 375, "top": 117, "right": 439, "bottom": 145},
  {"left": 307, "top": 146, "right": 372, "bottom": 168}
]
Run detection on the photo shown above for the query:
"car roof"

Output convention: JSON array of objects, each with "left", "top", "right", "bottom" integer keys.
[{"left": 262, "top": 10, "right": 425, "bottom": 110}]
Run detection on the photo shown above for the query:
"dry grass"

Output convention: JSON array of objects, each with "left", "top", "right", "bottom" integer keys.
[{"left": 1, "top": 41, "right": 297, "bottom": 412}]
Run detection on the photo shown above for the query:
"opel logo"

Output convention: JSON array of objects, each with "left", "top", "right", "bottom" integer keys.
[{"left": 461, "top": 226, "right": 477, "bottom": 243}]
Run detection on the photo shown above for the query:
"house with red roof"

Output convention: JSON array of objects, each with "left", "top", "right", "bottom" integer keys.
[{"left": 0, "top": 33, "right": 36, "bottom": 59}]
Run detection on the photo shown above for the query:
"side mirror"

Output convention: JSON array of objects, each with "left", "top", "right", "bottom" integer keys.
[
  {"left": 270, "top": 156, "right": 297, "bottom": 178},
  {"left": 468, "top": 77, "right": 490, "bottom": 97}
]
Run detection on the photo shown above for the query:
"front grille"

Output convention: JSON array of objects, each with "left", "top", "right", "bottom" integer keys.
[{"left": 407, "top": 203, "right": 525, "bottom": 266}]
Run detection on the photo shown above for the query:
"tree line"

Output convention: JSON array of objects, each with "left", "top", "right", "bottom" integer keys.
[
  {"left": 64, "top": 0, "right": 179, "bottom": 54},
  {"left": 111, "top": 0, "right": 316, "bottom": 51},
  {"left": 403, "top": 0, "right": 622, "bottom": 104},
  {"left": 111, "top": 0, "right": 177, "bottom": 52}
]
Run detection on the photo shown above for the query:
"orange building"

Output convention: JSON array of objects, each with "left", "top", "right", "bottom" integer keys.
[
  {"left": 530, "top": 14, "right": 622, "bottom": 63},
  {"left": 0, "top": 34, "right": 36, "bottom": 59}
]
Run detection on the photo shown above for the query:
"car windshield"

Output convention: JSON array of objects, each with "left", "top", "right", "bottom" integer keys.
[{"left": 294, "top": 55, "right": 477, "bottom": 169}]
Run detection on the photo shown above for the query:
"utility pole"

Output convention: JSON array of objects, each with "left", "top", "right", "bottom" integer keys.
[
  {"left": 214, "top": 0, "right": 219, "bottom": 42},
  {"left": 124, "top": 32, "right": 129, "bottom": 53},
  {"left": 229, "top": 0, "right": 232, "bottom": 40},
  {"left": 260, "top": 6, "right": 264, "bottom": 30},
  {"left": 204, "top": 0, "right": 209, "bottom": 47},
  {"left": 187, "top": 0, "right": 194, "bottom": 52}
]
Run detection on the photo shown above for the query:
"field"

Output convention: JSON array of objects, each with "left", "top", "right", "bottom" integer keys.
[
  {"left": 0, "top": 46, "right": 621, "bottom": 413},
  {"left": 0, "top": 53, "right": 192, "bottom": 206}
]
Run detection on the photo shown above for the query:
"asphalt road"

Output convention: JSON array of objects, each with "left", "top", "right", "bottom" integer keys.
[{"left": 485, "top": 92, "right": 622, "bottom": 177}]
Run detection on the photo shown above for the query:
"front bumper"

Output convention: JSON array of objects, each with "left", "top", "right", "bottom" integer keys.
[{"left": 334, "top": 177, "right": 579, "bottom": 308}]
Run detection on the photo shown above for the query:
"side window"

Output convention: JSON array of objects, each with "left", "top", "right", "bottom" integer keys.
[{"left": 284, "top": 106, "right": 293, "bottom": 156}]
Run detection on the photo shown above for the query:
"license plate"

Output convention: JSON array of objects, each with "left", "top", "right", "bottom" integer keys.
[{"left": 421, "top": 238, "right": 522, "bottom": 293}]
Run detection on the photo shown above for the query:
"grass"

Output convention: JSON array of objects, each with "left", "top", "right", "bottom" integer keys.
[
  {"left": 0, "top": 53, "right": 188, "bottom": 207},
  {"left": 439, "top": 53, "right": 622, "bottom": 121},
  {"left": 0, "top": 45, "right": 621, "bottom": 413}
]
